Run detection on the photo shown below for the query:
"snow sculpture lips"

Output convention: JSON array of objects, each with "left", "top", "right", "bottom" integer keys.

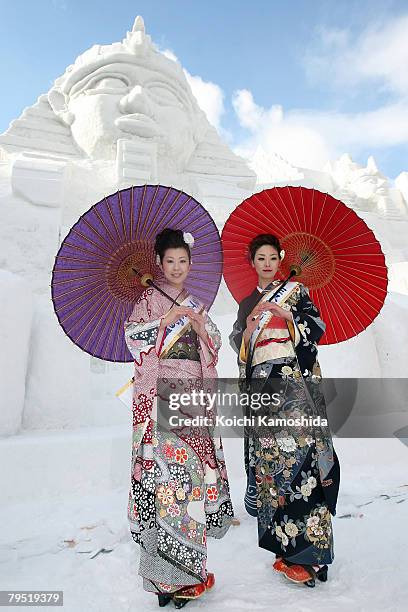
[{"left": 115, "top": 113, "right": 160, "bottom": 137}]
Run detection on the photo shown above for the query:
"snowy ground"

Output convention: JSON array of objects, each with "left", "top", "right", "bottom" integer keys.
[{"left": 1, "top": 438, "right": 407, "bottom": 612}]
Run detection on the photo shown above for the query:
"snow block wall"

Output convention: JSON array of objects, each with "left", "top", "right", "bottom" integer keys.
[{"left": 0, "top": 270, "right": 33, "bottom": 435}]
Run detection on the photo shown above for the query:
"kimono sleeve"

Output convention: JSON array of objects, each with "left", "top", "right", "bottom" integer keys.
[
  {"left": 124, "top": 288, "right": 163, "bottom": 365},
  {"left": 291, "top": 284, "right": 326, "bottom": 347},
  {"left": 200, "top": 311, "right": 222, "bottom": 368},
  {"left": 229, "top": 301, "right": 251, "bottom": 384},
  {"left": 229, "top": 300, "right": 247, "bottom": 355}
]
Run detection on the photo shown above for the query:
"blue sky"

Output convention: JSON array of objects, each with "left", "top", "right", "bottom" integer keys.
[{"left": 1, "top": 0, "right": 407, "bottom": 178}]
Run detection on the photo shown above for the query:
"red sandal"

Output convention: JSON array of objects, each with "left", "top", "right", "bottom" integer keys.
[
  {"left": 273, "top": 557, "right": 288, "bottom": 573},
  {"left": 281, "top": 562, "right": 328, "bottom": 588},
  {"left": 167, "top": 572, "right": 216, "bottom": 608}
]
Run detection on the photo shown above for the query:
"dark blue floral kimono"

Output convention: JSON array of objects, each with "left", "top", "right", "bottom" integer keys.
[{"left": 229, "top": 280, "right": 340, "bottom": 565}]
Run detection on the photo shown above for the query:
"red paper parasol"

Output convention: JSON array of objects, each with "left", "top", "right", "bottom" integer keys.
[{"left": 221, "top": 186, "right": 388, "bottom": 345}]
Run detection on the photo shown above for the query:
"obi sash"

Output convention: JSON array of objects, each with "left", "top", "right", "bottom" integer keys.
[{"left": 245, "top": 281, "right": 300, "bottom": 367}]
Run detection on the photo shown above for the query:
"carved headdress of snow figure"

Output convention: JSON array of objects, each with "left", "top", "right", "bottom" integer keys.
[
  {"left": 49, "top": 16, "right": 208, "bottom": 169},
  {"left": 0, "top": 16, "right": 253, "bottom": 184}
]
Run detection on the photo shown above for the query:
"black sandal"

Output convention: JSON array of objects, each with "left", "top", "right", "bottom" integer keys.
[{"left": 157, "top": 593, "right": 172, "bottom": 607}]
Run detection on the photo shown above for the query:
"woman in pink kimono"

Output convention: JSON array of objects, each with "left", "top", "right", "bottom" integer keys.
[{"left": 124, "top": 228, "right": 233, "bottom": 608}]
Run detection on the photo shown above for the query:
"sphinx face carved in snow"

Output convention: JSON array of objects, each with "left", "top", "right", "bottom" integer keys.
[{"left": 48, "top": 17, "right": 207, "bottom": 169}]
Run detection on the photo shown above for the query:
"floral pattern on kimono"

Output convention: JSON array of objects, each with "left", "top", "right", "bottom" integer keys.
[
  {"left": 124, "top": 282, "right": 233, "bottom": 593},
  {"left": 230, "top": 281, "right": 340, "bottom": 565}
]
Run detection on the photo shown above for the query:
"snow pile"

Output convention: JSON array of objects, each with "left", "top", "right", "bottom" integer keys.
[{"left": 0, "top": 438, "right": 407, "bottom": 611}]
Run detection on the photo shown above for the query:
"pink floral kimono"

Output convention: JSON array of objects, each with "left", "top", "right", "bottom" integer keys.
[{"left": 124, "top": 281, "right": 233, "bottom": 594}]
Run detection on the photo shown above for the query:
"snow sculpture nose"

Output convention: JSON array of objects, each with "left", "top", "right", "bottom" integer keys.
[{"left": 119, "top": 85, "right": 153, "bottom": 116}]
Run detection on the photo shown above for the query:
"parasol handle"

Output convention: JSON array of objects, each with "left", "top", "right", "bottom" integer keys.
[
  {"left": 131, "top": 268, "right": 182, "bottom": 306},
  {"left": 265, "top": 266, "right": 299, "bottom": 303}
]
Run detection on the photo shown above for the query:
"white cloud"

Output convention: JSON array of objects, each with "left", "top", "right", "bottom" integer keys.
[
  {"left": 51, "top": 0, "right": 68, "bottom": 10},
  {"left": 232, "top": 90, "right": 333, "bottom": 169},
  {"left": 305, "top": 15, "right": 408, "bottom": 96},
  {"left": 232, "top": 89, "right": 408, "bottom": 171},
  {"left": 185, "top": 73, "right": 225, "bottom": 131},
  {"left": 162, "top": 48, "right": 225, "bottom": 131},
  {"left": 162, "top": 49, "right": 178, "bottom": 63},
  {"left": 233, "top": 16, "right": 408, "bottom": 174},
  {"left": 161, "top": 22, "right": 408, "bottom": 177}
]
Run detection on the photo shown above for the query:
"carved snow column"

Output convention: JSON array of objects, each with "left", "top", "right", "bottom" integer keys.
[{"left": 117, "top": 138, "right": 158, "bottom": 186}]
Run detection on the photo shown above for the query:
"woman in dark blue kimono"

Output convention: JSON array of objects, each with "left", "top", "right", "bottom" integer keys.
[{"left": 229, "top": 234, "right": 340, "bottom": 587}]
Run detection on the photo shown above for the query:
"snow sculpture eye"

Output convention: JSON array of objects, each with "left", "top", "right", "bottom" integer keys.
[
  {"left": 148, "top": 84, "right": 183, "bottom": 106},
  {"left": 86, "top": 76, "right": 129, "bottom": 94}
]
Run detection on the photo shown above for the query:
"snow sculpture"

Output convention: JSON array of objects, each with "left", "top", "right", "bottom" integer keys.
[
  {"left": 248, "top": 148, "right": 304, "bottom": 184},
  {"left": 0, "top": 271, "right": 33, "bottom": 435},
  {"left": 0, "top": 17, "right": 255, "bottom": 434},
  {"left": 325, "top": 154, "right": 407, "bottom": 219},
  {"left": 0, "top": 16, "right": 255, "bottom": 226},
  {"left": 1, "top": 15, "right": 407, "bottom": 435}
]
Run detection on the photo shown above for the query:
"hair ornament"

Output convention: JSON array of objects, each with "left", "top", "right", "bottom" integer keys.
[{"left": 183, "top": 232, "right": 194, "bottom": 246}]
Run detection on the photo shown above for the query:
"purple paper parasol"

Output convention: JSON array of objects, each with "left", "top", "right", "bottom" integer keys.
[{"left": 51, "top": 185, "right": 222, "bottom": 362}]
